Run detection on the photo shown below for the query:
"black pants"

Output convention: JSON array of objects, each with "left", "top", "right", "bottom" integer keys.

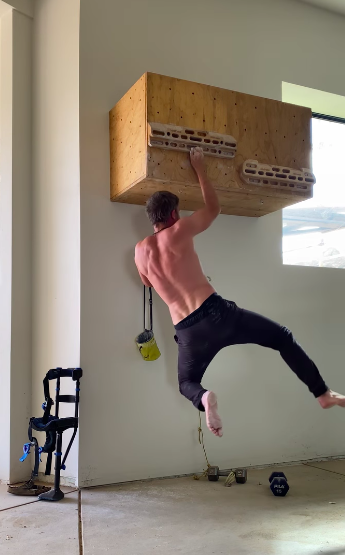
[{"left": 174, "top": 294, "right": 328, "bottom": 411}]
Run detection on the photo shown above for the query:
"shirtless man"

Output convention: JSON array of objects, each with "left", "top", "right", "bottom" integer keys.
[{"left": 134, "top": 146, "right": 345, "bottom": 437}]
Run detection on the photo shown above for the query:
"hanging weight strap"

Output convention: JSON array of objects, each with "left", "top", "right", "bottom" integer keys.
[
  {"left": 143, "top": 286, "right": 153, "bottom": 332},
  {"left": 42, "top": 375, "right": 54, "bottom": 424}
]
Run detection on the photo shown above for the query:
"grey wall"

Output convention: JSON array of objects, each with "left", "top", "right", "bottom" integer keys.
[
  {"left": 32, "top": 0, "right": 80, "bottom": 484},
  {"left": 3, "top": 0, "right": 33, "bottom": 17},
  {"left": 82, "top": 0, "right": 344, "bottom": 486},
  {"left": 0, "top": 9, "right": 13, "bottom": 482},
  {"left": 10, "top": 8, "right": 32, "bottom": 483}
]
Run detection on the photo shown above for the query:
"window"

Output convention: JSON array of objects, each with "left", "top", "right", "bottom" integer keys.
[{"left": 283, "top": 115, "right": 345, "bottom": 269}]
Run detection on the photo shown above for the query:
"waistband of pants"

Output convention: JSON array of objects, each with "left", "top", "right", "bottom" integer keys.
[{"left": 174, "top": 293, "right": 220, "bottom": 331}]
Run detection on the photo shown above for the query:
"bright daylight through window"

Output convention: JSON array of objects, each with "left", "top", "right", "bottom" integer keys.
[{"left": 283, "top": 117, "right": 345, "bottom": 268}]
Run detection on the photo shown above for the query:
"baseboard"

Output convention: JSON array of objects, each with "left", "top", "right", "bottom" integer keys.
[
  {"left": 238, "top": 453, "right": 345, "bottom": 471},
  {"left": 80, "top": 454, "right": 345, "bottom": 489},
  {"left": 37, "top": 472, "right": 76, "bottom": 487}
]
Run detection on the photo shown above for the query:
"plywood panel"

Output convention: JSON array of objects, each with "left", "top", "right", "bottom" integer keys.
[
  {"left": 146, "top": 73, "right": 312, "bottom": 202},
  {"left": 109, "top": 73, "right": 313, "bottom": 217},
  {"left": 109, "top": 74, "right": 147, "bottom": 199},
  {"left": 116, "top": 179, "right": 297, "bottom": 217}
]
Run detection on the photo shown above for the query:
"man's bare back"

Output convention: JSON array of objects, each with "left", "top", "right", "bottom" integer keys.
[
  {"left": 135, "top": 225, "right": 215, "bottom": 325},
  {"left": 135, "top": 148, "right": 219, "bottom": 325}
]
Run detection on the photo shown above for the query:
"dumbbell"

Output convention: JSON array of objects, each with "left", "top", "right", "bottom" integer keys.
[
  {"left": 207, "top": 466, "right": 247, "bottom": 483},
  {"left": 269, "top": 472, "right": 289, "bottom": 497}
]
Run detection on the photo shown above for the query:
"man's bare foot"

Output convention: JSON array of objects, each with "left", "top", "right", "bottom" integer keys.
[
  {"left": 202, "top": 391, "right": 223, "bottom": 437},
  {"left": 318, "top": 389, "right": 345, "bottom": 409}
]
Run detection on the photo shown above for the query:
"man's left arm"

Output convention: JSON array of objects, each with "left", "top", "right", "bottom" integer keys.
[{"left": 138, "top": 270, "right": 152, "bottom": 288}]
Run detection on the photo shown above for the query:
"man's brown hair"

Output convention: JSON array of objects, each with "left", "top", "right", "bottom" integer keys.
[{"left": 146, "top": 191, "right": 179, "bottom": 226}]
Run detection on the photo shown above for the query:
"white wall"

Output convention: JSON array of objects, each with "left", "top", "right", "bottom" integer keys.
[
  {"left": 32, "top": 0, "right": 80, "bottom": 483},
  {"left": 10, "top": 7, "right": 32, "bottom": 483},
  {"left": 0, "top": 7, "right": 32, "bottom": 483},
  {"left": 283, "top": 82, "right": 345, "bottom": 119},
  {"left": 79, "top": 0, "right": 345, "bottom": 487},
  {"left": 0, "top": 1, "right": 12, "bottom": 17}
]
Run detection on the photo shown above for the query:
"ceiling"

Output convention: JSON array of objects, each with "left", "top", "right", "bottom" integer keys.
[
  {"left": 1, "top": 0, "right": 344, "bottom": 18},
  {"left": 296, "top": 0, "right": 345, "bottom": 16},
  {"left": 0, "top": 1, "right": 11, "bottom": 17}
]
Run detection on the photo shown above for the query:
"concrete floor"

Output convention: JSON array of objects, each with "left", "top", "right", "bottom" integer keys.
[{"left": 1, "top": 461, "right": 345, "bottom": 555}]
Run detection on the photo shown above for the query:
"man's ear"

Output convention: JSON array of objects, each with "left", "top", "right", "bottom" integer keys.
[{"left": 171, "top": 209, "right": 178, "bottom": 221}]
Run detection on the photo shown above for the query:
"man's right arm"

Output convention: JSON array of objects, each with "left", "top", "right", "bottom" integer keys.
[
  {"left": 134, "top": 243, "right": 153, "bottom": 287},
  {"left": 177, "top": 147, "right": 220, "bottom": 236}
]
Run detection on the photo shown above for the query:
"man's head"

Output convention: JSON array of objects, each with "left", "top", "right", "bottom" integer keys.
[{"left": 146, "top": 191, "right": 180, "bottom": 229}]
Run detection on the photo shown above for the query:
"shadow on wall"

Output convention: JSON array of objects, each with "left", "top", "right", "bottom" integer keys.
[
  {"left": 123, "top": 206, "right": 149, "bottom": 287},
  {"left": 309, "top": 550, "right": 345, "bottom": 555},
  {"left": 123, "top": 206, "right": 179, "bottom": 389}
]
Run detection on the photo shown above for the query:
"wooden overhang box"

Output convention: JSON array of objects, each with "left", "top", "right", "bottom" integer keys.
[{"left": 109, "top": 73, "right": 314, "bottom": 217}]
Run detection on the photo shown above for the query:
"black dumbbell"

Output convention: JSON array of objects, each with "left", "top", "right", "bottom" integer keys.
[
  {"left": 234, "top": 468, "right": 247, "bottom": 484},
  {"left": 207, "top": 466, "right": 247, "bottom": 483},
  {"left": 269, "top": 471, "right": 289, "bottom": 497}
]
